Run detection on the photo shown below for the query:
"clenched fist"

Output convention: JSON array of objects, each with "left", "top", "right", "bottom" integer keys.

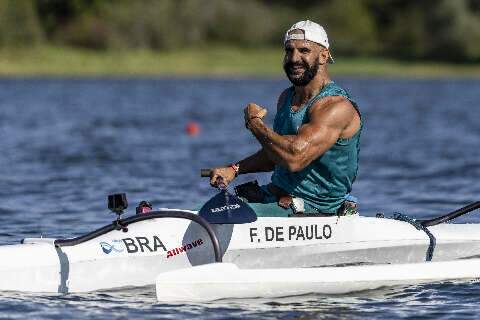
[{"left": 244, "top": 103, "right": 267, "bottom": 128}]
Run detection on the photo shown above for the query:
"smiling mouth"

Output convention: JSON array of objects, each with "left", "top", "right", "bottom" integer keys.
[{"left": 289, "top": 66, "right": 305, "bottom": 74}]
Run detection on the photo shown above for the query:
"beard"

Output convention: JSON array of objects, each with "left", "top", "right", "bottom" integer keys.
[{"left": 283, "top": 60, "right": 320, "bottom": 86}]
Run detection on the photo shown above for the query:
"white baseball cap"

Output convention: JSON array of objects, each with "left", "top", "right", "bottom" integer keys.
[{"left": 284, "top": 20, "right": 334, "bottom": 64}]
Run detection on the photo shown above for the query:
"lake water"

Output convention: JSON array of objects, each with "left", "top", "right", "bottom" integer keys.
[{"left": 0, "top": 78, "right": 479, "bottom": 319}]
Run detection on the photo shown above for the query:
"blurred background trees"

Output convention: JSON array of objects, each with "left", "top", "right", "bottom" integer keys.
[{"left": 1, "top": 0, "right": 479, "bottom": 62}]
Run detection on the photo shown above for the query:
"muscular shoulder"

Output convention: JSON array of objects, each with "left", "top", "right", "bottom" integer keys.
[
  {"left": 310, "top": 96, "right": 354, "bottom": 119},
  {"left": 276, "top": 88, "right": 291, "bottom": 111},
  {"left": 308, "top": 96, "right": 360, "bottom": 137}
]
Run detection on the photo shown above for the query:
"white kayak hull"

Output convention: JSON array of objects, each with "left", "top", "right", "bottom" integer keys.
[
  {"left": 1, "top": 212, "right": 480, "bottom": 293},
  {"left": 156, "top": 259, "right": 480, "bottom": 302}
]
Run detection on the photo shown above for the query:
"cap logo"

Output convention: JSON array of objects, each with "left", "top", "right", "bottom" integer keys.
[{"left": 285, "top": 33, "right": 305, "bottom": 42}]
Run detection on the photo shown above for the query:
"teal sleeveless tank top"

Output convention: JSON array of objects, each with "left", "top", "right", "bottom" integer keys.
[{"left": 271, "top": 81, "right": 362, "bottom": 213}]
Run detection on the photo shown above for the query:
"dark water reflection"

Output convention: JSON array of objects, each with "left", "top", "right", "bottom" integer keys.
[
  {"left": 1, "top": 280, "right": 480, "bottom": 319},
  {"left": 0, "top": 78, "right": 479, "bottom": 319}
]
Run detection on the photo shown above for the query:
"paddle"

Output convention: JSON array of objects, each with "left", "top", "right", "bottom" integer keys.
[
  {"left": 420, "top": 201, "right": 480, "bottom": 227},
  {"left": 198, "top": 169, "right": 257, "bottom": 224}
]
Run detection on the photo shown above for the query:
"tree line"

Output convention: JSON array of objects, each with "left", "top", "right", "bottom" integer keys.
[{"left": 1, "top": 0, "right": 480, "bottom": 62}]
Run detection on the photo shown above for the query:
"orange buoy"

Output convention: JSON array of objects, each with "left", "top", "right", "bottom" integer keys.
[{"left": 185, "top": 121, "right": 200, "bottom": 136}]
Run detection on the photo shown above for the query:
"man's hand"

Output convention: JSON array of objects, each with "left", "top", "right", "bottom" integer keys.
[
  {"left": 244, "top": 103, "right": 267, "bottom": 128},
  {"left": 210, "top": 167, "right": 236, "bottom": 187}
]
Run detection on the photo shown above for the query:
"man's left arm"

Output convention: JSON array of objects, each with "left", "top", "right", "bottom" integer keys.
[{"left": 245, "top": 97, "right": 356, "bottom": 172}]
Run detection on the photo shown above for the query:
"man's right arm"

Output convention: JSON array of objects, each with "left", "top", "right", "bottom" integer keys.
[{"left": 209, "top": 148, "right": 274, "bottom": 187}]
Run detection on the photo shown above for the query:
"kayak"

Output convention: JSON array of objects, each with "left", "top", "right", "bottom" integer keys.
[{"left": 1, "top": 205, "right": 480, "bottom": 293}]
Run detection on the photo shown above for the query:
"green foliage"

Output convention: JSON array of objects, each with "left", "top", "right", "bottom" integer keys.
[
  {"left": 1, "top": 0, "right": 479, "bottom": 62},
  {"left": 367, "top": 0, "right": 480, "bottom": 61},
  {"left": 426, "top": 0, "right": 480, "bottom": 61},
  {"left": 100, "top": 0, "right": 276, "bottom": 50},
  {"left": 309, "top": 0, "right": 378, "bottom": 56},
  {"left": 101, "top": 0, "right": 180, "bottom": 50},
  {"left": 0, "top": 0, "right": 43, "bottom": 46}
]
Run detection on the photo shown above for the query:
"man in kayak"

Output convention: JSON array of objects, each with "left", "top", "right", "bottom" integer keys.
[{"left": 209, "top": 20, "right": 362, "bottom": 217}]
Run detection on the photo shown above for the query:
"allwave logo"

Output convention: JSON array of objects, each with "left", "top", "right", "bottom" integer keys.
[
  {"left": 166, "top": 238, "right": 204, "bottom": 259},
  {"left": 100, "top": 240, "right": 125, "bottom": 254},
  {"left": 210, "top": 203, "right": 241, "bottom": 213}
]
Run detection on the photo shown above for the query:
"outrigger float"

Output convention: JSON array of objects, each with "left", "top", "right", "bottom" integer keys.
[{"left": 0, "top": 186, "right": 479, "bottom": 301}]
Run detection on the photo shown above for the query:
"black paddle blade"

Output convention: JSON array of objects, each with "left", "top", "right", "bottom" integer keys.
[{"left": 198, "top": 190, "right": 257, "bottom": 224}]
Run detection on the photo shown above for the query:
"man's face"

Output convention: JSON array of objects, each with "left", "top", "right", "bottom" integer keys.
[{"left": 283, "top": 37, "right": 325, "bottom": 86}]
